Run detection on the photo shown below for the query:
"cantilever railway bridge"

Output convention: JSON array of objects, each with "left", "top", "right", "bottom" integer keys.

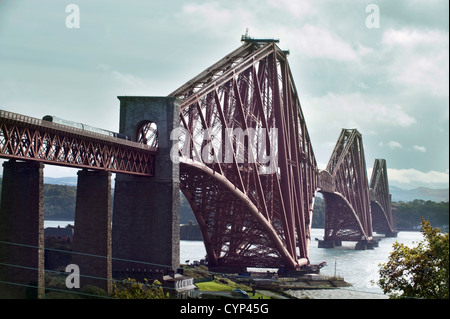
[{"left": 0, "top": 37, "right": 397, "bottom": 297}]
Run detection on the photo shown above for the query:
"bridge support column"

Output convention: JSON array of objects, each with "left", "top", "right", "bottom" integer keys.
[
  {"left": 112, "top": 97, "right": 180, "bottom": 278},
  {"left": 0, "top": 160, "right": 44, "bottom": 299},
  {"left": 318, "top": 240, "right": 341, "bottom": 248},
  {"left": 72, "top": 169, "right": 112, "bottom": 294},
  {"left": 355, "top": 240, "right": 376, "bottom": 250},
  {"left": 384, "top": 230, "right": 398, "bottom": 238}
]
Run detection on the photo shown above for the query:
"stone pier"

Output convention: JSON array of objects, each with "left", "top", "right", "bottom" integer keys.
[
  {"left": 0, "top": 160, "right": 44, "bottom": 299},
  {"left": 72, "top": 169, "right": 112, "bottom": 294}
]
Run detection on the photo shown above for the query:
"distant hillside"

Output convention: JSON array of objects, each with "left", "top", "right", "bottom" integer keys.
[
  {"left": 390, "top": 186, "right": 449, "bottom": 203},
  {"left": 44, "top": 176, "right": 78, "bottom": 186},
  {"left": 0, "top": 176, "right": 447, "bottom": 231},
  {"left": 0, "top": 178, "right": 77, "bottom": 220},
  {"left": 0, "top": 177, "right": 196, "bottom": 223},
  {"left": 40, "top": 176, "right": 200, "bottom": 223},
  {"left": 41, "top": 177, "right": 448, "bottom": 203}
]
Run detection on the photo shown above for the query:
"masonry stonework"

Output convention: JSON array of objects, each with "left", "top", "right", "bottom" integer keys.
[
  {"left": 72, "top": 169, "right": 112, "bottom": 294},
  {"left": 112, "top": 97, "right": 181, "bottom": 276},
  {"left": 0, "top": 160, "right": 44, "bottom": 299}
]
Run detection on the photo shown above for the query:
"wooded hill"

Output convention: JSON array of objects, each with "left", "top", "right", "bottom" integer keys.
[{"left": 0, "top": 179, "right": 447, "bottom": 232}]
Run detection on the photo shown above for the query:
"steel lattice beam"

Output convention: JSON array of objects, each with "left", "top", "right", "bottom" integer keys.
[
  {"left": 171, "top": 41, "right": 318, "bottom": 270},
  {"left": 370, "top": 159, "right": 397, "bottom": 236},
  {"left": 0, "top": 110, "right": 157, "bottom": 176},
  {"left": 320, "top": 129, "right": 372, "bottom": 242}
]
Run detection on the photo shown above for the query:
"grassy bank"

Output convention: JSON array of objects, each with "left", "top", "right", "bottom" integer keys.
[{"left": 195, "top": 277, "right": 272, "bottom": 299}]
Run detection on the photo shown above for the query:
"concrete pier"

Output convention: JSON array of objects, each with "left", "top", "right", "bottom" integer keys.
[
  {"left": 317, "top": 238, "right": 342, "bottom": 248},
  {"left": 355, "top": 240, "right": 377, "bottom": 250},
  {"left": 0, "top": 160, "right": 45, "bottom": 299}
]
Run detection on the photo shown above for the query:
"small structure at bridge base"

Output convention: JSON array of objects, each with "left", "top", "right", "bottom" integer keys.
[
  {"left": 355, "top": 240, "right": 379, "bottom": 250},
  {"left": 317, "top": 240, "right": 342, "bottom": 248},
  {"left": 383, "top": 230, "right": 398, "bottom": 238},
  {"left": 0, "top": 160, "right": 45, "bottom": 299}
]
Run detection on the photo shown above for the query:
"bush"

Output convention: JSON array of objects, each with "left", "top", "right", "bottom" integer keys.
[
  {"left": 112, "top": 278, "right": 169, "bottom": 299},
  {"left": 378, "top": 218, "right": 449, "bottom": 299}
]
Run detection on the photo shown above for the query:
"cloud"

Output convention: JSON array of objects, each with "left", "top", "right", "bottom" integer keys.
[
  {"left": 177, "top": 1, "right": 254, "bottom": 35},
  {"left": 378, "top": 141, "right": 402, "bottom": 150},
  {"left": 305, "top": 92, "right": 416, "bottom": 131},
  {"left": 382, "top": 28, "right": 449, "bottom": 97},
  {"left": 96, "top": 64, "right": 111, "bottom": 72},
  {"left": 387, "top": 141, "right": 402, "bottom": 150},
  {"left": 388, "top": 168, "right": 449, "bottom": 188},
  {"left": 379, "top": 142, "right": 429, "bottom": 152},
  {"left": 177, "top": 2, "right": 369, "bottom": 63},
  {"left": 182, "top": 2, "right": 233, "bottom": 26},
  {"left": 266, "top": 0, "right": 317, "bottom": 18},
  {"left": 112, "top": 70, "right": 145, "bottom": 88},
  {"left": 96, "top": 64, "right": 148, "bottom": 93},
  {"left": 282, "top": 24, "right": 361, "bottom": 62},
  {"left": 317, "top": 162, "right": 329, "bottom": 170},
  {"left": 382, "top": 28, "right": 447, "bottom": 47},
  {"left": 375, "top": 104, "right": 417, "bottom": 127},
  {"left": 413, "top": 145, "right": 427, "bottom": 153}
]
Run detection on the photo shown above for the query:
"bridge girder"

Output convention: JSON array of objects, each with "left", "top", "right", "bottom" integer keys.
[{"left": 0, "top": 110, "right": 156, "bottom": 176}]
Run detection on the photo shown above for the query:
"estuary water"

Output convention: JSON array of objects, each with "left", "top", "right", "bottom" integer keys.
[
  {"left": 179, "top": 228, "right": 422, "bottom": 299},
  {"left": 45, "top": 220, "right": 423, "bottom": 299},
  {"left": 293, "top": 228, "right": 422, "bottom": 299}
]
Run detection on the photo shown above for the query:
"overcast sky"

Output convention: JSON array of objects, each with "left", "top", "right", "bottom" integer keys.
[{"left": 0, "top": 0, "right": 448, "bottom": 189}]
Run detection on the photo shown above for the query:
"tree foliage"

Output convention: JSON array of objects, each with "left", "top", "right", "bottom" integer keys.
[
  {"left": 312, "top": 196, "right": 325, "bottom": 228},
  {"left": 43, "top": 184, "right": 77, "bottom": 220},
  {"left": 378, "top": 218, "right": 449, "bottom": 299},
  {"left": 112, "top": 278, "right": 169, "bottom": 299},
  {"left": 394, "top": 200, "right": 449, "bottom": 230}
]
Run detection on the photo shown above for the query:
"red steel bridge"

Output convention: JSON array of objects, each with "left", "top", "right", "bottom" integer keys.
[
  {"left": 0, "top": 37, "right": 396, "bottom": 279},
  {"left": 317, "top": 129, "right": 396, "bottom": 249}
]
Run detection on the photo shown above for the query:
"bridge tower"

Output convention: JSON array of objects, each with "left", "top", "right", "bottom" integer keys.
[{"left": 112, "top": 97, "right": 181, "bottom": 278}]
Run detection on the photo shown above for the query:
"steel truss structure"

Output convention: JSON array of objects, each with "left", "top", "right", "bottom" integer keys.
[
  {"left": 0, "top": 110, "right": 157, "bottom": 176},
  {"left": 370, "top": 159, "right": 397, "bottom": 236},
  {"left": 170, "top": 40, "right": 318, "bottom": 270},
  {"left": 320, "top": 129, "right": 373, "bottom": 242}
]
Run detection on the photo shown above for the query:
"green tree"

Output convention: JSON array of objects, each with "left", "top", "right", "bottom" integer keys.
[
  {"left": 378, "top": 218, "right": 449, "bottom": 299},
  {"left": 112, "top": 278, "right": 169, "bottom": 299}
]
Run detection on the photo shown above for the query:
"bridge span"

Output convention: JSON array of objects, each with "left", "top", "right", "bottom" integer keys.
[{"left": 0, "top": 109, "right": 157, "bottom": 176}]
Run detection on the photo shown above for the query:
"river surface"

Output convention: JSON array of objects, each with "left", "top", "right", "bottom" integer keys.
[
  {"left": 45, "top": 220, "right": 423, "bottom": 299},
  {"left": 294, "top": 228, "right": 421, "bottom": 299},
  {"left": 178, "top": 228, "right": 422, "bottom": 299}
]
